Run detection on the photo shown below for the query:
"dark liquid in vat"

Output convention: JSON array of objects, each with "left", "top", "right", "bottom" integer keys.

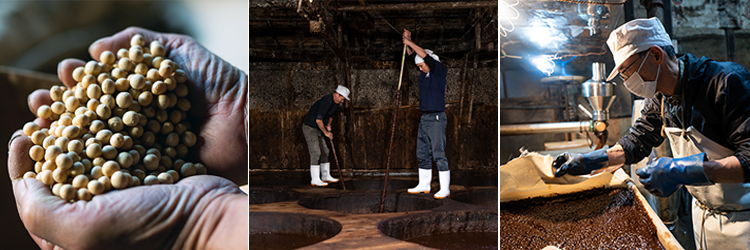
[
  {"left": 249, "top": 232, "right": 328, "bottom": 250},
  {"left": 408, "top": 232, "right": 498, "bottom": 250}
]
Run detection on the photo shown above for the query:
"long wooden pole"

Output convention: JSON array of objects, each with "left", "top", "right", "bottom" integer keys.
[
  {"left": 379, "top": 44, "right": 407, "bottom": 213},
  {"left": 328, "top": 137, "right": 346, "bottom": 190}
]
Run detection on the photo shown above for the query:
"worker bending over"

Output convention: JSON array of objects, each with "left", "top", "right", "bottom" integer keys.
[
  {"left": 303, "top": 85, "right": 350, "bottom": 186},
  {"left": 553, "top": 17, "right": 750, "bottom": 249}
]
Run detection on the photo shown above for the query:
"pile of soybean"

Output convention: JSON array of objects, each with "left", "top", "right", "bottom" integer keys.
[{"left": 20, "top": 34, "right": 206, "bottom": 202}]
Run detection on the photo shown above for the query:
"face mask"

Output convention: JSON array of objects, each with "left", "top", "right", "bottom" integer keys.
[{"left": 624, "top": 52, "right": 660, "bottom": 99}]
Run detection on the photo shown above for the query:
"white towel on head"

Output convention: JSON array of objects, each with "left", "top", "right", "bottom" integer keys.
[{"left": 414, "top": 49, "right": 440, "bottom": 64}]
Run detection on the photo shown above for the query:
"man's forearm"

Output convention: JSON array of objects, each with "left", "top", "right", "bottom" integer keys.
[
  {"left": 316, "top": 119, "right": 327, "bottom": 132},
  {"left": 607, "top": 144, "right": 626, "bottom": 167},
  {"left": 704, "top": 156, "right": 744, "bottom": 183},
  {"left": 404, "top": 40, "right": 427, "bottom": 59}
]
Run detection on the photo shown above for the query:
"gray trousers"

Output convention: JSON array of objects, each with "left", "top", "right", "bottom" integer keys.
[
  {"left": 416, "top": 112, "right": 448, "bottom": 171},
  {"left": 302, "top": 125, "right": 330, "bottom": 165}
]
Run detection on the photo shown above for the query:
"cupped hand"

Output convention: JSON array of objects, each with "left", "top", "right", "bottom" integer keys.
[
  {"left": 31, "top": 27, "right": 248, "bottom": 184},
  {"left": 9, "top": 131, "right": 248, "bottom": 250}
]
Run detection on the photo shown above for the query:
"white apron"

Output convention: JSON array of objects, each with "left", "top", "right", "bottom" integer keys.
[{"left": 664, "top": 126, "right": 750, "bottom": 249}]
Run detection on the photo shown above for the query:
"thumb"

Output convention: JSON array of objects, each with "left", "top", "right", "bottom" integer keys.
[
  {"left": 551, "top": 154, "right": 568, "bottom": 169},
  {"left": 8, "top": 130, "right": 66, "bottom": 235},
  {"left": 554, "top": 165, "right": 569, "bottom": 177},
  {"left": 8, "top": 130, "right": 34, "bottom": 181},
  {"left": 636, "top": 167, "right": 650, "bottom": 178}
]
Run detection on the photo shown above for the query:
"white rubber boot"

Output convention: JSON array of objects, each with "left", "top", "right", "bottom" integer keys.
[
  {"left": 434, "top": 170, "right": 450, "bottom": 199},
  {"left": 310, "top": 165, "right": 328, "bottom": 186},
  {"left": 320, "top": 162, "right": 339, "bottom": 183},
  {"left": 408, "top": 168, "right": 432, "bottom": 194}
]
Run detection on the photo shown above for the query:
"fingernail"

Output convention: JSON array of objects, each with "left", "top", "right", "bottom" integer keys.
[{"left": 8, "top": 132, "right": 22, "bottom": 150}]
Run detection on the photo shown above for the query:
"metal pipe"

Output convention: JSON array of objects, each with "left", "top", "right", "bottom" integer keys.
[
  {"left": 641, "top": 0, "right": 664, "bottom": 21},
  {"left": 500, "top": 121, "right": 593, "bottom": 135},
  {"left": 663, "top": 0, "right": 673, "bottom": 37},
  {"left": 725, "top": 28, "right": 736, "bottom": 62},
  {"left": 334, "top": 1, "right": 497, "bottom": 12},
  {"left": 578, "top": 104, "right": 593, "bottom": 119},
  {"left": 625, "top": 0, "right": 635, "bottom": 22}
]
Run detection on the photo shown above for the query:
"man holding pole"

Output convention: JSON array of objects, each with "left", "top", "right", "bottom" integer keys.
[
  {"left": 302, "top": 85, "right": 350, "bottom": 186},
  {"left": 402, "top": 29, "right": 451, "bottom": 199}
]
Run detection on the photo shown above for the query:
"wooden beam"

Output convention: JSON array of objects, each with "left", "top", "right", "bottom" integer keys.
[
  {"left": 333, "top": 1, "right": 497, "bottom": 12},
  {"left": 249, "top": 48, "right": 333, "bottom": 61},
  {"left": 250, "top": 0, "right": 297, "bottom": 8}
]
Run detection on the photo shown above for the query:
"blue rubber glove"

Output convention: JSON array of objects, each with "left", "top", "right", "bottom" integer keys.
[
  {"left": 552, "top": 148, "right": 609, "bottom": 177},
  {"left": 636, "top": 153, "right": 713, "bottom": 197}
]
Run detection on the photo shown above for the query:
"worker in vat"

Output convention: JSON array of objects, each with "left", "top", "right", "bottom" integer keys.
[
  {"left": 303, "top": 85, "right": 350, "bottom": 186},
  {"left": 552, "top": 17, "right": 750, "bottom": 249},
  {"left": 401, "top": 29, "right": 451, "bottom": 199}
]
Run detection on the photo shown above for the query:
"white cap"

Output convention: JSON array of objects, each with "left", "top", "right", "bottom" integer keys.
[
  {"left": 606, "top": 17, "right": 672, "bottom": 81},
  {"left": 414, "top": 49, "right": 440, "bottom": 65},
  {"left": 336, "top": 85, "right": 350, "bottom": 100}
]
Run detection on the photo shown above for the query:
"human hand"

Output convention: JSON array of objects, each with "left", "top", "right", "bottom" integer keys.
[
  {"left": 8, "top": 131, "right": 248, "bottom": 250},
  {"left": 552, "top": 148, "right": 609, "bottom": 177},
  {"left": 39, "top": 27, "right": 248, "bottom": 184},
  {"left": 636, "top": 153, "right": 712, "bottom": 197},
  {"left": 325, "top": 125, "right": 332, "bottom": 132},
  {"left": 324, "top": 131, "right": 333, "bottom": 139},
  {"left": 402, "top": 29, "right": 412, "bottom": 44}
]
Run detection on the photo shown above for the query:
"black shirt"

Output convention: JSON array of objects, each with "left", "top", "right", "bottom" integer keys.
[
  {"left": 303, "top": 93, "right": 339, "bottom": 131},
  {"left": 618, "top": 53, "right": 750, "bottom": 182}
]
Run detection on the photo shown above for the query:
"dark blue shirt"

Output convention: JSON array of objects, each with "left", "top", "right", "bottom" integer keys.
[
  {"left": 303, "top": 93, "right": 339, "bottom": 131},
  {"left": 413, "top": 54, "right": 447, "bottom": 112}
]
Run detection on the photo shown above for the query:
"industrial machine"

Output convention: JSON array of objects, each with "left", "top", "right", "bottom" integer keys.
[{"left": 500, "top": 62, "right": 616, "bottom": 149}]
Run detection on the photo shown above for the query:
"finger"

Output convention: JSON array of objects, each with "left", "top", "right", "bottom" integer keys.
[
  {"left": 552, "top": 154, "right": 567, "bottom": 169},
  {"left": 57, "top": 59, "right": 85, "bottom": 88},
  {"left": 8, "top": 130, "right": 34, "bottom": 180},
  {"left": 28, "top": 89, "right": 52, "bottom": 117},
  {"left": 11, "top": 134, "right": 89, "bottom": 250},
  {"left": 635, "top": 167, "right": 652, "bottom": 178},
  {"left": 554, "top": 165, "right": 569, "bottom": 177},
  {"left": 30, "top": 233, "right": 59, "bottom": 250},
  {"left": 34, "top": 117, "right": 52, "bottom": 130},
  {"left": 8, "top": 133, "right": 50, "bottom": 239},
  {"left": 8, "top": 130, "right": 65, "bottom": 220},
  {"left": 88, "top": 27, "right": 167, "bottom": 60},
  {"left": 639, "top": 177, "right": 650, "bottom": 186}
]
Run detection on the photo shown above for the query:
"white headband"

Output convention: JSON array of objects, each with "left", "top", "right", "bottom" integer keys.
[{"left": 414, "top": 49, "right": 440, "bottom": 64}]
